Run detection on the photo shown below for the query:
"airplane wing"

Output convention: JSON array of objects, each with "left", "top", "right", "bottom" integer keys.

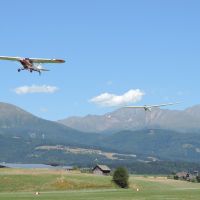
[
  {"left": 124, "top": 106, "right": 146, "bottom": 108},
  {"left": 0, "top": 56, "right": 21, "bottom": 61},
  {"left": 124, "top": 102, "right": 181, "bottom": 108},
  {"left": 149, "top": 102, "right": 181, "bottom": 108},
  {"left": 29, "top": 58, "right": 65, "bottom": 64}
]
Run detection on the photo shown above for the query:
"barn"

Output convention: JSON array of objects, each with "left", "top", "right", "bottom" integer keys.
[{"left": 92, "top": 165, "right": 111, "bottom": 175}]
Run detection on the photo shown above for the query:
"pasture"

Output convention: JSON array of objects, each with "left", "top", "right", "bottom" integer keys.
[{"left": 0, "top": 168, "right": 200, "bottom": 200}]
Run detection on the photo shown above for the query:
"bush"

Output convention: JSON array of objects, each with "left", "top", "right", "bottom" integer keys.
[
  {"left": 174, "top": 175, "right": 179, "bottom": 180},
  {"left": 196, "top": 176, "right": 200, "bottom": 183},
  {"left": 112, "top": 167, "right": 129, "bottom": 188}
]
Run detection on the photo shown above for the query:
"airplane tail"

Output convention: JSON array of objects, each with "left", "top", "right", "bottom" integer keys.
[{"left": 40, "top": 68, "right": 50, "bottom": 71}]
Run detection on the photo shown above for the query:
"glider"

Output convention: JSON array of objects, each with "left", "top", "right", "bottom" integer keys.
[
  {"left": 124, "top": 102, "right": 181, "bottom": 111},
  {"left": 0, "top": 56, "right": 65, "bottom": 75}
]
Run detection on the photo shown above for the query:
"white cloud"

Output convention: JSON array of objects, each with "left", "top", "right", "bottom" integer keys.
[
  {"left": 14, "top": 85, "right": 59, "bottom": 94},
  {"left": 90, "top": 89, "right": 145, "bottom": 107}
]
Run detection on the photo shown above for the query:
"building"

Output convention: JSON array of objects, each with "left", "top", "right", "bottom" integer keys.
[
  {"left": 62, "top": 166, "right": 74, "bottom": 171},
  {"left": 175, "top": 171, "right": 189, "bottom": 180},
  {"left": 194, "top": 171, "right": 199, "bottom": 177},
  {"left": 92, "top": 165, "right": 111, "bottom": 175},
  {"left": 175, "top": 171, "right": 198, "bottom": 181}
]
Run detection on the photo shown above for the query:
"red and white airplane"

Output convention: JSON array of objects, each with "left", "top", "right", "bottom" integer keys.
[{"left": 0, "top": 56, "right": 65, "bottom": 75}]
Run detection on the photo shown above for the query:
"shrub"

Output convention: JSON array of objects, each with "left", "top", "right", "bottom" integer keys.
[
  {"left": 196, "top": 176, "right": 200, "bottom": 183},
  {"left": 112, "top": 167, "right": 129, "bottom": 188},
  {"left": 174, "top": 175, "right": 179, "bottom": 180}
]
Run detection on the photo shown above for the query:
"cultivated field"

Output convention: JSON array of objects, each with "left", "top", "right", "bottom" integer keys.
[{"left": 0, "top": 168, "right": 200, "bottom": 199}]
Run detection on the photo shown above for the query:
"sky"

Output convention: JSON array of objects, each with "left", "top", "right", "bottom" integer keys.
[{"left": 0, "top": 0, "right": 200, "bottom": 120}]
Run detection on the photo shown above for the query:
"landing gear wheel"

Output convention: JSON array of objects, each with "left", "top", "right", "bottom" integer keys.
[{"left": 18, "top": 69, "right": 21, "bottom": 72}]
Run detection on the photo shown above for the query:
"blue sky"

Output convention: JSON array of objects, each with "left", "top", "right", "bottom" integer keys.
[{"left": 0, "top": 0, "right": 200, "bottom": 120}]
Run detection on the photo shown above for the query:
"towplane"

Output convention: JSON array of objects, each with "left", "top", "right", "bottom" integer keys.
[{"left": 0, "top": 56, "right": 65, "bottom": 75}]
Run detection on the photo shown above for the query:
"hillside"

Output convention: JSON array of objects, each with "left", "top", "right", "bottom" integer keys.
[
  {"left": 1, "top": 102, "right": 200, "bottom": 169},
  {"left": 0, "top": 102, "right": 98, "bottom": 143},
  {"left": 0, "top": 103, "right": 100, "bottom": 163},
  {"left": 99, "top": 129, "right": 200, "bottom": 162}
]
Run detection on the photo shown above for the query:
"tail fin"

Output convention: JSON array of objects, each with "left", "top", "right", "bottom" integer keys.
[{"left": 40, "top": 68, "right": 50, "bottom": 71}]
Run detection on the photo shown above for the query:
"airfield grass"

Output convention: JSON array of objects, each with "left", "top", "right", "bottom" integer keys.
[{"left": 0, "top": 169, "right": 200, "bottom": 199}]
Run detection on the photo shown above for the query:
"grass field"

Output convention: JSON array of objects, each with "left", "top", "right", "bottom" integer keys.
[{"left": 0, "top": 168, "right": 200, "bottom": 199}]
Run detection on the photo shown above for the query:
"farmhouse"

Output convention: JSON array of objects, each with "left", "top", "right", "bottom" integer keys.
[
  {"left": 62, "top": 166, "right": 74, "bottom": 171},
  {"left": 92, "top": 165, "right": 111, "bottom": 175},
  {"left": 175, "top": 171, "right": 198, "bottom": 181},
  {"left": 175, "top": 172, "right": 189, "bottom": 180}
]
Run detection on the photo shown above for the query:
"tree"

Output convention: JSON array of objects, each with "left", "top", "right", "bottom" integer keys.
[
  {"left": 112, "top": 167, "right": 129, "bottom": 188},
  {"left": 174, "top": 175, "right": 179, "bottom": 180},
  {"left": 196, "top": 176, "right": 200, "bottom": 183}
]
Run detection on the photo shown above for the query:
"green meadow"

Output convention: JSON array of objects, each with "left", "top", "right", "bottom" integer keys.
[{"left": 0, "top": 168, "right": 200, "bottom": 200}]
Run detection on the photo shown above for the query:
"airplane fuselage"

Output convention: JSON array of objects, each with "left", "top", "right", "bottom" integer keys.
[
  {"left": 19, "top": 58, "right": 33, "bottom": 68},
  {"left": 144, "top": 106, "right": 152, "bottom": 112},
  {"left": 19, "top": 58, "right": 42, "bottom": 74}
]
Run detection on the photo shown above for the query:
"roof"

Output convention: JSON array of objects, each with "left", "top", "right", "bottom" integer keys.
[
  {"left": 176, "top": 172, "right": 189, "bottom": 177},
  {"left": 62, "top": 166, "right": 74, "bottom": 170},
  {"left": 94, "top": 165, "right": 111, "bottom": 172}
]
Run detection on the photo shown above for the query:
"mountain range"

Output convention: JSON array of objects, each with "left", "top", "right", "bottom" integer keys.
[
  {"left": 1, "top": 102, "right": 200, "bottom": 173},
  {"left": 58, "top": 105, "right": 200, "bottom": 133}
]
